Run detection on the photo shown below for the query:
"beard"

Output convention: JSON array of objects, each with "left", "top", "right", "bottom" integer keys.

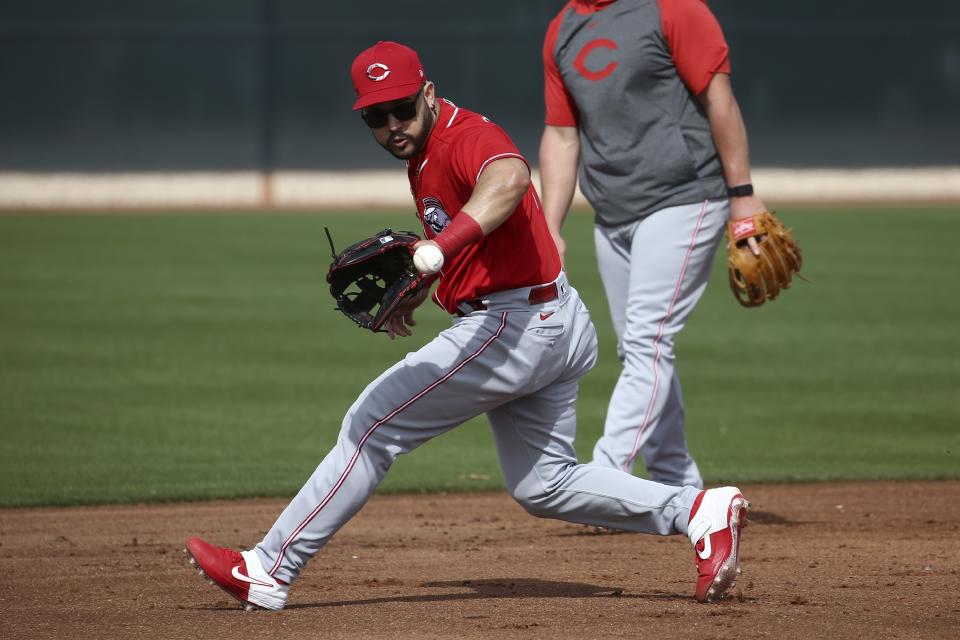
[{"left": 380, "top": 107, "right": 436, "bottom": 160}]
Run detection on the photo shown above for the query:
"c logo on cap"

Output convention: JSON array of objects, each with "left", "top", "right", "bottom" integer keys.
[{"left": 366, "top": 63, "right": 391, "bottom": 82}]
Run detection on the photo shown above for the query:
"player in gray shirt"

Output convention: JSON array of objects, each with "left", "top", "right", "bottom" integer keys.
[{"left": 540, "top": 0, "right": 768, "bottom": 487}]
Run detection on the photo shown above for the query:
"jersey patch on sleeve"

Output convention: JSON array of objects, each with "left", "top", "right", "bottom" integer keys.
[{"left": 422, "top": 197, "right": 452, "bottom": 237}]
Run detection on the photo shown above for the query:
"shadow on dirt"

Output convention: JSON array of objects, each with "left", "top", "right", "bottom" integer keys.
[{"left": 272, "top": 578, "right": 701, "bottom": 609}]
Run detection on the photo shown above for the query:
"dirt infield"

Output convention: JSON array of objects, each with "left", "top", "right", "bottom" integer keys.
[{"left": 3, "top": 481, "right": 957, "bottom": 640}]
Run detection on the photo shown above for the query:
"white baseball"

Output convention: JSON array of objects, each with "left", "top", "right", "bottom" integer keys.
[{"left": 413, "top": 244, "right": 445, "bottom": 274}]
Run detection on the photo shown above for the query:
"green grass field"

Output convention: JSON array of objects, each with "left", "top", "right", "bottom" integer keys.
[{"left": 1, "top": 206, "right": 958, "bottom": 506}]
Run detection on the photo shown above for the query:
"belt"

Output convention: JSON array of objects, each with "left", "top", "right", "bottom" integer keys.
[{"left": 455, "top": 282, "right": 559, "bottom": 317}]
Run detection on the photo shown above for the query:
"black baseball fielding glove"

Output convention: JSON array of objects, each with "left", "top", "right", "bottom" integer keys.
[{"left": 326, "top": 228, "right": 427, "bottom": 332}]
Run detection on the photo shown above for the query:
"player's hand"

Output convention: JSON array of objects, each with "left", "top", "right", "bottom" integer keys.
[
  {"left": 385, "top": 283, "right": 431, "bottom": 340},
  {"left": 386, "top": 309, "right": 415, "bottom": 340},
  {"left": 729, "top": 194, "right": 767, "bottom": 256}
]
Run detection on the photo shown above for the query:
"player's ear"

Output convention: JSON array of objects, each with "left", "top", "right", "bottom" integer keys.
[{"left": 423, "top": 81, "right": 436, "bottom": 111}]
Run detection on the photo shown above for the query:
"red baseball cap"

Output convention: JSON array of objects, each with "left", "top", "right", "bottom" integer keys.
[{"left": 350, "top": 41, "right": 425, "bottom": 110}]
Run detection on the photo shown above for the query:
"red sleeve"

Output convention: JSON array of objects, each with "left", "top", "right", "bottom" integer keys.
[
  {"left": 452, "top": 123, "right": 529, "bottom": 187},
  {"left": 659, "top": 0, "right": 731, "bottom": 95},
  {"left": 543, "top": 6, "right": 579, "bottom": 126}
]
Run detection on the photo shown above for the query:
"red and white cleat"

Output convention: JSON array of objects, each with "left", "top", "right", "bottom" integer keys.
[
  {"left": 184, "top": 537, "right": 288, "bottom": 611},
  {"left": 687, "top": 486, "right": 749, "bottom": 603}
]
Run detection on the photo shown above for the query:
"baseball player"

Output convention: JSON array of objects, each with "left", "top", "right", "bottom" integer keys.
[
  {"left": 539, "top": 0, "right": 767, "bottom": 488},
  {"left": 184, "top": 40, "right": 749, "bottom": 610}
]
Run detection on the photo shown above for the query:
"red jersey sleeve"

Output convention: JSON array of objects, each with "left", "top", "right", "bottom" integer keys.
[
  {"left": 659, "top": 0, "right": 731, "bottom": 96},
  {"left": 451, "top": 122, "right": 529, "bottom": 188},
  {"left": 543, "top": 6, "right": 579, "bottom": 127}
]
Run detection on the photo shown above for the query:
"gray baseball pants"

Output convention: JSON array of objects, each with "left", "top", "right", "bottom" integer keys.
[
  {"left": 591, "top": 199, "right": 729, "bottom": 488},
  {"left": 253, "top": 273, "right": 700, "bottom": 584}
]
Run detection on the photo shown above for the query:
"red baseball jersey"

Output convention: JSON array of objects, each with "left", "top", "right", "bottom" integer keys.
[{"left": 407, "top": 99, "right": 561, "bottom": 314}]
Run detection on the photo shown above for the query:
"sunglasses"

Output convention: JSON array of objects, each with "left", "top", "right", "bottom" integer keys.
[{"left": 361, "top": 88, "right": 423, "bottom": 128}]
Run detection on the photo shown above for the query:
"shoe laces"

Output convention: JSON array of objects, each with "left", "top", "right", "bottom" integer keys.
[{"left": 225, "top": 548, "right": 245, "bottom": 565}]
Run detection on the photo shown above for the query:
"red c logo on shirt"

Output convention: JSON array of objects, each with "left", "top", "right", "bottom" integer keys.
[{"left": 574, "top": 39, "right": 619, "bottom": 82}]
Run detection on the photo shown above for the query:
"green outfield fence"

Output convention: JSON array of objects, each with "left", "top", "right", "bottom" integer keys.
[{"left": 2, "top": 0, "right": 959, "bottom": 173}]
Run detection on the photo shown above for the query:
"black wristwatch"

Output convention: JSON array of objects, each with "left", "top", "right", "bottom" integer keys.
[{"left": 726, "top": 183, "right": 754, "bottom": 198}]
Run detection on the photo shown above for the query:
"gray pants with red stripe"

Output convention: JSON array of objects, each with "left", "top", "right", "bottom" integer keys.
[
  {"left": 591, "top": 199, "right": 730, "bottom": 488},
  {"left": 254, "top": 274, "right": 700, "bottom": 584}
]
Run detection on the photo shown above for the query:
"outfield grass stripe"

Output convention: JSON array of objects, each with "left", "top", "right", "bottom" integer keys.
[{"left": 1, "top": 208, "right": 958, "bottom": 506}]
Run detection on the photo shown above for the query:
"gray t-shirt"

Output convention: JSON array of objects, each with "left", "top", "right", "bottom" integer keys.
[{"left": 546, "top": 0, "right": 728, "bottom": 226}]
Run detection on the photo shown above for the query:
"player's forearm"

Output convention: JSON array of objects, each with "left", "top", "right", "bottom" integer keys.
[
  {"left": 538, "top": 125, "right": 580, "bottom": 234},
  {"left": 699, "top": 73, "right": 767, "bottom": 220},
  {"left": 458, "top": 157, "right": 531, "bottom": 234},
  {"left": 431, "top": 157, "right": 528, "bottom": 261},
  {"left": 699, "top": 73, "right": 753, "bottom": 188}
]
